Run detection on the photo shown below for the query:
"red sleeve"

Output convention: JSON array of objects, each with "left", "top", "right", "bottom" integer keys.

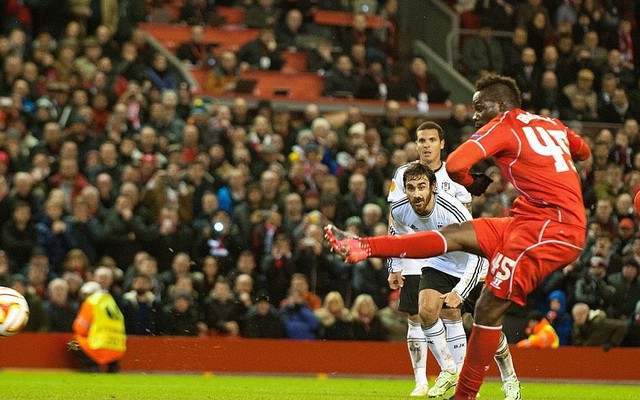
[
  {"left": 567, "top": 130, "right": 591, "bottom": 161},
  {"left": 445, "top": 141, "right": 486, "bottom": 187}
]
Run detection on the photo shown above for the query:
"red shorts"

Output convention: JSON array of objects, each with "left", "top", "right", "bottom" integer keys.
[{"left": 470, "top": 217, "right": 586, "bottom": 306}]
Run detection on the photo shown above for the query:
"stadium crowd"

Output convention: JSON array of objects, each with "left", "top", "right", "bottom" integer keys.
[{"left": 0, "top": 0, "right": 639, "bottom": 347}]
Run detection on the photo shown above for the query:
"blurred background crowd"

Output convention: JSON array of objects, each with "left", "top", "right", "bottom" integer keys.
[{"left": 0, "top": 0, "right": 640, "bottom": 347}]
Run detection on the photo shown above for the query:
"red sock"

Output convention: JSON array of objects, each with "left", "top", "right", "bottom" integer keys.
[
  {"left": 454, "top": 324, "right": 502, "bottom": 400},
  {"left": 361, "top": 231, "right": 446, "bottom": 258}
]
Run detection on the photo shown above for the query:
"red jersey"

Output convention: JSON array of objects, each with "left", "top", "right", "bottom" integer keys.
[{"left": 448, "top": 109, "right": 589, "bottom": 226}]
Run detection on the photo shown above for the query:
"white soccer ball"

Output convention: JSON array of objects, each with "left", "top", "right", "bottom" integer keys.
[{"left": 0, "top": 286, "right": 30, "bottom": 337}]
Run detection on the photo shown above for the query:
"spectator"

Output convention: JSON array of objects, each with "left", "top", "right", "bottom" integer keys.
[
  {"left": 393, "top": 56, "right": 449, "bottom": 104},
  {"left": 276, "top": 9, "right": 307, "bottom": 51},
  {"left": 113, "top": 41, "right": 148, "bottom": 84},
  {"left": 601, "top": 49, "right": 636, "bottom": 92},
  {"left": 206, "top": 50, "right": 241, "bottom": 95},
  {"left": 339, "top": 13, "right": 385, "bottom": 62},
  {"left": 43, "top": 278, "right": 78, "bottom": 333},
  {"left": 245, "top": 0, "right": 283, "bottom": 29},
  {"left": 36, "top": 198, "right": 77, "bottom": 274},
  {"left": 606, "top": 258, "right": 640, "bottom": 320},
  {"left": 179, "top": 0, "right": 215, "bottom": 26},
  {"left": 314, "top": 291, "right": 355, "bottom": 340},
  {"left": 49, "top": 157, "right": 90, "bottom": 213},
  {"left": 574, "top": 30, "right": 608, "bottom": 72},
  {"left": 161, "top": 289, "right": 205, "bottom": 336},
  {"left": 147, "top": 52, "right": 178, "bottom": 91},
  {"left": 202, "top": 277, "right": 244, "bottom": 336},
  {"left": 9, "top": 171, "right": 45, "bottom": 218},
  {"left": 461, "top": 23, "right": 504, "bottom": 83},
  {"left": 544, "top": 290, "right": 573, "bottom": 346},
  {"left": 101, "top": 189, "right": 154, "bottom": 271},
  {"left": 350, "top": 293, "right": 387, "bottom": 341},
  {"left": 151, "top": 207, "right": 194, "bottom": 269},
  {"left": 571, "top": 302, "right": 628, "bottom": 349},
  {"left": 322, "top": 54, "right": 358, "bottom": 98},
  {"left": 69, "top": 0, "right": 119, "bottom": 37},
  {"left": 294, "top": 222, "right": 345, "bottom": 300},
  {"left": 176, "top": 24, "right": 214, "bottom": 67},
  {"left": 502, "top": 27, "right": 529, "bottom": 78},
  {"left": 75, "top": 37, "right": 103, "bottom": 81},
  {"left": 622, "top": 301, "right": 640, "bottom": 346},
  {"left": 279, "top": 288, "right": 319, "bottom": 340},
  {"left": 377, "top": 289, "right": 407, "bottom": 342},
  {"left": 574, "top": 255, "right": 616, "bottom": 310},
  {"left": 119, "top": 271, "right": 163, "bottom": 336},
  {"left": 241, "top": 293, "right": 285, "bottom": 338},
  {"left": 526, "top": 10, "right": 552, "bottom": 59},
  {"left": 562, "top": 68, "right": 598, "bottom": 119},
  {"left": 599, "top": 87, "right": 640, "bottom": 124},
  {"left": 1, "top": 201, "right": 37, "bottom": 273},
  {"left": 237, "top": 27, "right": 284, "bottom": 71},
  {"left": 307, "top": 39, "right": 334, "bottom": 74},
  {"left": 260, "top": 233, "right": 295, "bottom": 307},
  {"left": 509, "top": 47, "right": 542, "bottom": 109},
  {"left": 71, "top": 281, "right": 125, "bottom": 372},
  {"left": 516, "top": 310, "right": 560, "bottom": 348}
]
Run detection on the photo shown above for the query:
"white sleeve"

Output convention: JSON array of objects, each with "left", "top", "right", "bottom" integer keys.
[
  {"left": 454, "top": 182, "right": 472, "bottom": 205},
  {"left": 387, "top": 167, "right": 405, "bottom": 203},
  {"left": 452, "top": 256, "right": 488, "bottom": 299},
  {"left": 387, "top": 208, "right": 406, "bottom": 273}
]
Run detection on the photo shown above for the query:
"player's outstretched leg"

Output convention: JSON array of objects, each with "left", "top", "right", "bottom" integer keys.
[
  {"left": 494, "top": 333, "right": 521, "bottom": 400},
  {"left": 324, "top": 224, "right": 370, "bottom": 262},
  {"left": 407, "top": 319, "right": 429, "bottom": 396}
]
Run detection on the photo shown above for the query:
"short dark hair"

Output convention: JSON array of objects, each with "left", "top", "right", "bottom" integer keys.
[
  {"left": 475, "top": 74, "right": 522, "bottom": 109},
  {"left": 403, "top": 162, "right": 437, "bottom": 188},
  {"left": 415, "top": 121, "right": 444, "bottom": 141}
]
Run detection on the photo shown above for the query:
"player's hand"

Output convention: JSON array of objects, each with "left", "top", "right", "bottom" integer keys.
[
  {"left": 466, "top": 173, "right": 493, "bottom": 196},
  {"left": 440, "top": 291, "right": 463, "bottom": 308},
  {"left": 388, "top": 271, "right": 404, "bottom": 290}
]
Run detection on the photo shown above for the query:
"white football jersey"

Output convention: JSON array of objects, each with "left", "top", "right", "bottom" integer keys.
[
  {"left": 388, "top": 191, "right": 487, "bottom": 300},
  {"left": 387, "top": 161, "right": 472, "bottom": 205}
]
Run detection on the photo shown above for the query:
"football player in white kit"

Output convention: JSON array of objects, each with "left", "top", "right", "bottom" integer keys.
[{"left": 387, "top": 123, "right": 520, "bottom": 399}]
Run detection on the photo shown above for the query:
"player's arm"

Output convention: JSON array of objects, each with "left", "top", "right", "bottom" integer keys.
[
  {"left": 567, "top": 129, "right": 591, "bottom": 161},
  {"left": 445, "top": 141, "right": 492, "bottom": 196},
  {"left": 387, "top": 208, "right": 405, "bottom": 290},
  {"left": 452, "top": 256, "right": 488, "bottom": 302},
  {"left": 72, "top": 300, "right": 94, "bottom": 336}
]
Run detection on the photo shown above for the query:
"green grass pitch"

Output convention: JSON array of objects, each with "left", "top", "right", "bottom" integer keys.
[{"left": 1, "top": 370, "right": 638, "bottom": 399}]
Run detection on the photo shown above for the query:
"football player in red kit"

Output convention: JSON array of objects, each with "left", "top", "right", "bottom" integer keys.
[{"left": 326, "top": 74, "right": 591, "bottom": 400}]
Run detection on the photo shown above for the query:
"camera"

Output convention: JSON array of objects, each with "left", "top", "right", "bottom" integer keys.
[{"left": 212, "top": 221, "right": 224, "bottom": 233}]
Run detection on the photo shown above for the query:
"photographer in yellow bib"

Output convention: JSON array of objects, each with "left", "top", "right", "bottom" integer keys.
[{"left": 70, "top": 281, "right": 126, "bottom": 372}]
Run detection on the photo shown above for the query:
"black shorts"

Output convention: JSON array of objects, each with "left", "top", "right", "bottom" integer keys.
[
  {"left": 398, "top": 275, "right": 421, "bottom": 316},
  {"left": 419, "top": 267, "right": 458, "bottom": 293},
  {"left": 419, "top": 267, "right": 465, "bottom": 311},
  {"left": 463, "top": 282, "right": 484, "bottom": 315}
]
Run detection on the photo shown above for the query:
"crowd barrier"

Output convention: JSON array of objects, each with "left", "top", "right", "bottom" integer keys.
[{"left": 1, "top": 333, "right": 639, "bottom": 382}]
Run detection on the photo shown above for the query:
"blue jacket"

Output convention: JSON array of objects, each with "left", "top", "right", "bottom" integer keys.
[
  {"left": 279, "top": 303, "right": 319, "bottom": 340},
  {"left": 546, "top": 290, "right": 573, "bottom": 346}
]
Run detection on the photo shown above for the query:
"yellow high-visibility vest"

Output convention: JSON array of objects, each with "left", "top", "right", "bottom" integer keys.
[{"left": 86, "top": 292, "right": 126, "bottom": 351}]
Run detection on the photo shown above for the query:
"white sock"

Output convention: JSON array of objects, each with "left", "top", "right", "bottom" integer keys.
[
  {"left": 424, "top": 318, "right": 456, "bottom": 373},
  {"left": 443, "top": 318, "right": 466, "bottom": 372},
  {"left": 494, "top": 332, "right": 518, "bottom": 382},
  {"left": 407, "top": 319, "right": 428, "bottom": 385}
]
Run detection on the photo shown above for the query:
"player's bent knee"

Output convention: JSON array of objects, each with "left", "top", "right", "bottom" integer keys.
[{"left": 419, "top": 307, "right": 440, "bottom": 327}]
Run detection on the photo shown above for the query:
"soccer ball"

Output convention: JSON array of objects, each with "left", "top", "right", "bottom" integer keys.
[{"left": 0, "top": 286, "right": 30, "bottom": 337}]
